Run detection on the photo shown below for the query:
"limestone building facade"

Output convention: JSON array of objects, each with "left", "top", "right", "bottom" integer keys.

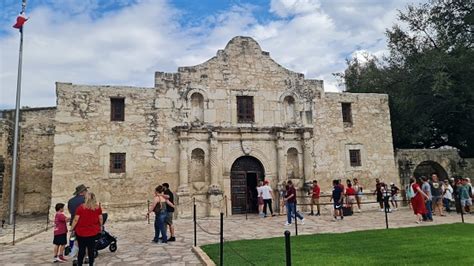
[{"left": 1, "top": 36, "right": 402, "bottom": 220}]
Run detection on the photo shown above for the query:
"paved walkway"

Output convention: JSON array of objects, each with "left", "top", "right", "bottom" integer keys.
[{"left": 0, "top": 208, "right": 472, "bottom": 265}]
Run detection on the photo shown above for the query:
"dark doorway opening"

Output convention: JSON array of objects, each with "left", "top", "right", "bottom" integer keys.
[
  {"left": 230, "top": 156, "right": 265, "bottom": 214},
  {"left": 413, "top": 161, "right": 448, "bottom": 180}
]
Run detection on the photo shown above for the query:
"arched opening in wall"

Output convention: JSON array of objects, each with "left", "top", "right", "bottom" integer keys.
[
  {"left": 190, "top": 148, "right": 205, "bottom": 182},
  {"left": 413, "top": 161, "right": 448, "bottom": 180},
  {"left": 286, "top": 148, "right": 299, "bottom": 179},
  {"left": 190, "top": 93, "right": 204, "bottom": 122},
  {"left": 230, "top": 156, "right": 265, "bottom": 214},
  {"left": 283, "top": 96, "right": 296, "bottom": 124}
]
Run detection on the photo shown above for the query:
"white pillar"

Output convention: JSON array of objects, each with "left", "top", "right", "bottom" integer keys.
[{"left": 303, "top": 131, "right": 313, "bottom": 182}]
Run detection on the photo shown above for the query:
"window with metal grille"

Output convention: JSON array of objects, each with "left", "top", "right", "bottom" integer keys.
[
  {"left": 237, "top": 96, "right": 254, "bottom": 123},
  {"left": 341, "top": 102, "right": 352, "bottom": 124},
  {"left": 349, "top": 149, "right": 361, "bottom": 167},
  {"left": 110, "top": 153, "right": 126, "bottom": 173},
  {"left": 111, "top": 98, "right": 125, "bottom": 121}
]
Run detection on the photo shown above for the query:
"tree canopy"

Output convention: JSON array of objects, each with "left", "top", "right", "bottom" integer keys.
[{"left": 337, "top": 0, "right": 474, "bottom": 157}]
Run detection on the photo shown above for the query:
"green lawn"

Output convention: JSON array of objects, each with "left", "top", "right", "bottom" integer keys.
[{"left": 201, "top": 223, "right": 474, "bottom": 265}]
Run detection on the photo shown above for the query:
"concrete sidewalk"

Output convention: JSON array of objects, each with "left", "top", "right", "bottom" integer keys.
[{"left": 0, "top": 208, "right": 472, "bottom": 265}]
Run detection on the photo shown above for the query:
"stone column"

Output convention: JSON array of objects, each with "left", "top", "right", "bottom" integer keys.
[
  {"left": 276, "top": 132, "right": 285, "bottom": 183},
  {"left": 177, "top": 134, "right": 191, "bottom": 218},
  {"left": 302, "top": 131, "right": 313, "bottom": 182},
  {"left": 208, "top": 131, "right": 222, "bottom": 216},
  {"left": 178, "top": 139, "right": 189, "bottom": 192}
]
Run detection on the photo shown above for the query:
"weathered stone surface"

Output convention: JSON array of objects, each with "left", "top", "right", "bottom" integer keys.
[
  {"left": 0, "top": 108, "right": 55, "bottom": 218},
  {"left": 1, "top": 36, "right": 409, "bottom": 220}
]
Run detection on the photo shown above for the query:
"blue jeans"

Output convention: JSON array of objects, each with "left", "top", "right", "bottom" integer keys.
[
  {"left": 443, "top": 198, "right": 451, "bottom": 212},
  {"left": 424, "top": 200, "right": 433, "bottom": 220},
  {"left": 286, "top": 202, "right": 303, "bottom": 224},
  {"left": 153, "top": 212, "right": 168, "bottom": 242}
]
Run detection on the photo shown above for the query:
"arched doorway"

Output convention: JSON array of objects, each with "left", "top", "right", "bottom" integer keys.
[
  {"left": 230, "top": 156, "right": 265, "bottom": 214},
  {"left": 413, "top": 161, "right": 448, "bottom": 180}
]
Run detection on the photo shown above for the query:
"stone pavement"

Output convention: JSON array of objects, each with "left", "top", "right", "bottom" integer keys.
[
  {"left": 0, "top": 215, "right": 49, "bottom": 245},
  {"left": 0, "top": 208, "right": 472, "bottom": 265}
]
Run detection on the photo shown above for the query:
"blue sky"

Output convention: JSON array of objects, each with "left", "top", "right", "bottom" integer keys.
[{"left": 0, "top": 0, "right": 425, "bottom": 109}]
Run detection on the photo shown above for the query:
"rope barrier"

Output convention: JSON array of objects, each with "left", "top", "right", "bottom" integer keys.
[
  {"left": 196, "top": 221, "right": 221, "bottom": 236},
  {"left": 224, "top": 237, "right": 256, "bottom": 266}
]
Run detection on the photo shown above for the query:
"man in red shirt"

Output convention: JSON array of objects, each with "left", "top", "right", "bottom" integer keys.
[{"left": 309, "top": 180, "right": 321, "bottom": 216}]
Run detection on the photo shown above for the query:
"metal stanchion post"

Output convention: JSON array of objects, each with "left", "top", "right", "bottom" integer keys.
[
  {"left": 46, "top": 204, "right": 50, "bottom": 231},
  {"left": 220, "top": 212, "right": 224, "bottom": 266},
  {"left": 12, "top": 213, "right": 16, "bottom": 245},
  {"left": 383, "top": 191, "right": 390, "bottom": 229},
  {"left": 193, "top": 198, "right": 197, "bottom": 247},
  {"left": 458, "top": 196, "right": 465, "bottom": 223},
  {"left": 225, "top": 195, "right": 228, "bottom": 217},
  {"left": 284, "top": 230, "right": 292, "bottom": 266},
  {"left": 147, "top": 200, "right": 150, "bottom": 224},
  {"left": 294, "top": 202, "right": 298, "bottom": 236}
]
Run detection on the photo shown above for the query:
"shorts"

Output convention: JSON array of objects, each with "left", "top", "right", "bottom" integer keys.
[
  {"left": 53, "top": 233, "right": 67, "bottom": 245},
  {"left": 333, "top": 201, "right": 342, "bottom": 210},
  {"left": 311, "top": 198, "right": 320, "bottom": 204},
  {"left": 377, "top": 195, "right": 383, "bottom": 203},
  {"left": 347, "top": 196, "right": 356, "bottom": 204},
  {"left": 166, "top": 212, "right": 173, "bottom": 225},
  {"left": 391, "top": 195, "right": 399, "bottom": 202},
  {"left": 432, "top": 196, "right": 442, "bottom": 203},
  {"left": 258, "top": 197, "right": 264, "bottom": 205},
  {"left": 461, "top": 198, "right": 472, "bottom": 207}
]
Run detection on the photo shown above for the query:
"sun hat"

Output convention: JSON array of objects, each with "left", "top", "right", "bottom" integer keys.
[{"left": 73, "top": 184, "right": 89, "bottom": 195}]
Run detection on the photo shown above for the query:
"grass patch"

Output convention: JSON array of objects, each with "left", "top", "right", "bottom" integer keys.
[{"left": 201, "top": 223, "right": 474, "bottom": 265}]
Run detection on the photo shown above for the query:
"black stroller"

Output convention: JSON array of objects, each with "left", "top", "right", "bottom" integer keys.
[
  {"left": 93, "top": 213, "right": 117, "bottom": 258},
  {"left": 70, "top": 213, "right": 117, "bottom": 265}
]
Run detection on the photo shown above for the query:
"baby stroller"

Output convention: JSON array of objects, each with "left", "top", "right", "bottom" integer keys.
[
  {"left": 68, "top": 213, "right": 117, "bottom": 265},
  {"left": 93, "top": 213, "right": 118, "bottom": 258}
]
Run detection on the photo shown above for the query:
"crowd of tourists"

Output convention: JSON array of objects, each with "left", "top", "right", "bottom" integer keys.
[
  {"left": 408, "top": 174, "right": 472, "bottom": 223},
  {"left": 260, "top": 173, "right": 472, "bottom": 225}
]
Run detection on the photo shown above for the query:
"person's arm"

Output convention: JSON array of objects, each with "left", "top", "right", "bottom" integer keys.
[
  {"left": 147, "top": 197, "right": 159, "bottom": 215},
  {"left": 70, "top": 215, "right": 79, "bottom": 231},
  {"left": 99, "top": 212, "right": 103, "bottom": 227},
  {"left": 165, "top": 199, "right": 175, "bottom": 208},
  {"left": 416, "top": 186, "right": 429, "bottom": 200},
  {"left": 162, "top": 194, "right": 170, "bottom": 199}
]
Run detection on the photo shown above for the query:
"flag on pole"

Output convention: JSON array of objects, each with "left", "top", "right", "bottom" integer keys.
[{"left": 13, "top": 12, "right": 28, "bottom": 30}]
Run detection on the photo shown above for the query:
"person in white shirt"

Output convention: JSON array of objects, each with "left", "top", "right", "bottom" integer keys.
[
  {"left": 442, "top": 179, "right": 454, "bottom": 212},
  {"left": 256, "top": 181, "right": 264, "bottom": 217},
  {"left": 261, "top": 180, "right": 275, "bottom": 217}
]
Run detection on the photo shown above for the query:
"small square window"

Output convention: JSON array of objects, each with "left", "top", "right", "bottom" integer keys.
[
  {"left": 237, "top": 96, "right": 254, "bottom": 123},
  {"left": 342, "top": 102, "right": 352, "bottom": 125},
  {"left": 110, "top": 153, "right": 126, "bottom": 173},
  {"left": 349, "top": 149, "right": 361, "bottom": 167},
  {"left": 111, "top": 98, "right": 125, "bottom": 121}
]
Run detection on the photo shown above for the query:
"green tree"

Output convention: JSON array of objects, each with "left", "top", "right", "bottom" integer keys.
[{"left": 338, "top": 0, "right": 474, "bottom": 157}]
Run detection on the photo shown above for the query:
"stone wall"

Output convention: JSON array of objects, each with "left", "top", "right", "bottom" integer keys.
[
  {"left": 50, "top": 36, "right": 398, "bottom": 219},
  {"left": 312, "top": 92, "right": 398, "bottom": 191},
  {"left": 0, "top": 108, "right": 55, "bottom": 218}
]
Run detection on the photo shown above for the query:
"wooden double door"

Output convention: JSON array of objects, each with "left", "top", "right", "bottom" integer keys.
[{"left": 230, "top": 156, "right": 265, "bottom": 214}]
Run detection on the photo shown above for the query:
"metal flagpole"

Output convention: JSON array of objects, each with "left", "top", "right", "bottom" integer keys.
[{"left": 9, "top": 0, "right": 27, "bottom": 225}]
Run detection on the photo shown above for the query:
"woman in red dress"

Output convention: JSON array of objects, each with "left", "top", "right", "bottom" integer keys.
[{"left": 410, "top": 177, "right": 429, "bottom": 223}]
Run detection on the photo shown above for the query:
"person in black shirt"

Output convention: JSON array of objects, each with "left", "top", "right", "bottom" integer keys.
[
  {"left": 67, "top": 184, "right": 88, "bottom": 259},
  {"left": 162, "top": 183, "right": 176, "bottom": 242}
]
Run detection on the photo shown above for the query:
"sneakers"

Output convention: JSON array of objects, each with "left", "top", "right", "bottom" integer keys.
[
  {"left": 357, "top": 209, "right": 361, "bottom": 213},
  {"left": 54, "top": 256, "right": 67, "bottom": 263},
  {"left": 168, "top": 236, "right": 176, "bottom": 242},
  {"left": 300, "top": 218, "right": 305, "bottom": 225},
  {"left": 284, "top": 222, "right": 291, "bottom": 226},
  {"left": 58, "top": 255, "right": 68, "bottom": 262},
  {"left": 315, "top": 212, "right": 320, "bottom": 216},
  {"left": 380, "top": 209, "right": 384, "bottom": 212},
  {"left": 309, "top": 212, "right": 314, "bottom": 216}
]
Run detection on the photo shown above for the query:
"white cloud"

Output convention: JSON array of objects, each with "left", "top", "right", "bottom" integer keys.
[
  {"left": 270, "top": 0, "right": 321, "bottom": 17},
  {"left": 0, "top": 0, "right": 424, "bottom": 108}
]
